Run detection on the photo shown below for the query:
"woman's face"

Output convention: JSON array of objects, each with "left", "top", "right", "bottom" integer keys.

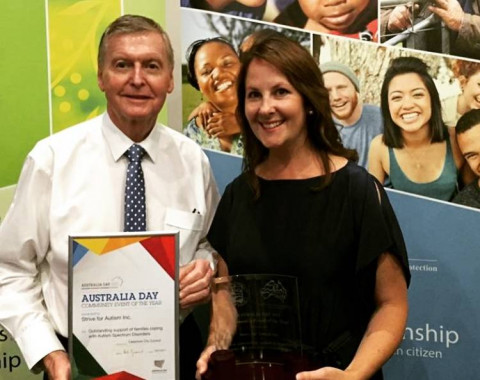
[
  {"left": 388, "top": 72, "right": 432, "bottom": 135},
  {"left": 244, "top": 58, "right": 308, "bottom": 151},
  {"left": 194, "top": 41, "right": 240, "bottom": 109},
  {"left": 460, "top": 70, "right": 480, "bottom": 112},
  {"left": 299, "top": 0, "right": 370, "bottom": 32}
]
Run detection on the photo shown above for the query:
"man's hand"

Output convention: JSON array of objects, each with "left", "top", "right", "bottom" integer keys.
[
  {"left": 179, "top": 259, "right": 214, "bottom": 309},
  {"left": 43, "top": 350, "right": 71, "bottom": 380},
  {"left": 429, "top": 0, "right": 464, "bottom": 31},
  {"left": 387, "top": 4, "right": 418, "bottom": 32}
]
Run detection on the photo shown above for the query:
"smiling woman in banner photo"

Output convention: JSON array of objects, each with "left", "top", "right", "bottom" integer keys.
[
  {"left": 184, "top": 37, "right": 244, "bottom": 155},
  {"left": 197, "top": 30, "right": 410, "bottom": 380},
  {"left": 368, "top": 56, "right": 470, "bottom": 202}
]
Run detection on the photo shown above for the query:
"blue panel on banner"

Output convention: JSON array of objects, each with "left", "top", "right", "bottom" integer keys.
[
  {"left": 203, "top": 149, "right": 242, "bottom": 195},
  {"left": 384, "top": 190, "right": 480, "bottom": 379},
  {"left": 207, "top": 150, "right": 480, "bottom": 380}
]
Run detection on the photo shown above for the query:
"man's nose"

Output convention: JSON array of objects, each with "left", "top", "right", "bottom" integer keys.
[
  {"left": 330, "top": 88, "right": 340, "bottom": 100},
  {"left": 131, "top": 65, "right": 145, "bottom": 86}
]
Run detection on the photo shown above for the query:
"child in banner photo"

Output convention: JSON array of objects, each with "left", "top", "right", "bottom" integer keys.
[
  {"left": 180, "top": 0, "right": 268, "bottom": 19},
  {"left": 274, "top": 0, "right": 378, "bottom": 41}
]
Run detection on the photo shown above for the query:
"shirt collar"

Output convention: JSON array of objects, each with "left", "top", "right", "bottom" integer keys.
[{"left": 102, "top": 113, "right": 162, "bottom": 163}]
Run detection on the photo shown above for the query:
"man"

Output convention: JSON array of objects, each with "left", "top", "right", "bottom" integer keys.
[
  {"left": 453, "top": 109, "right": 480, "bottom": 208},
  {"left": 381, "top": 0, "right": 480, "bottom": 59},
  {"left": 320, "top": 61, "right": 383, "bottom": 168},
  {"left": 0, "top": 15, "right": 219, "bottom": 380}
]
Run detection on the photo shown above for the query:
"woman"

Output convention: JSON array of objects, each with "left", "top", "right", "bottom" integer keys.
[
  {"left": 184, "top": 37, "right": 243, "bottom": 155},
  {"left": 442, "top": 60, "right": 480, "bottom": 128},
  {"left": 199, "top": 31, "right": 409, "bottom": 380},
  {"left": 368, "top": 57, "right": 465, "bottom": 201}
]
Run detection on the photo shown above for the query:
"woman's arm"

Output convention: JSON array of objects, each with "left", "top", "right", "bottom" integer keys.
[
  {"left": 296, "top": 252, "right": 408, "bottom": 380},
  {"left": 368, "top": 135, "right": 388, "bottom": 184},
  {"left": 195, "top": 253, "right": 237, "bottom": 379}
]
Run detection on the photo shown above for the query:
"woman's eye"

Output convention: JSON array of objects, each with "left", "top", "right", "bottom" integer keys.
[
  {"left": 276, "top": 88, "right": 289, "bottom": 96},
  {"left": 246, "top": 91, "right": 260, "bottom": 99}
]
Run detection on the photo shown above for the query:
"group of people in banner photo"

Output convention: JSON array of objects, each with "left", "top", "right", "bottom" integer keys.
[
  {"left": 181, "top": 23, "right": 480, "bottom": 210},
  {"left": 181, "top": 0, "right": 480, "bottom": 60}
]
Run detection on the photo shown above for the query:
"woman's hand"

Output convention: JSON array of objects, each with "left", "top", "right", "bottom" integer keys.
[
  {"left": 296, "top": 366, "right": 361, "bottom": 380},
  {"left": 205, "top": 112, "right": 241, "bottom": 138},
  {"left": 195, "top": 344, "right": 217, "bottom": 380},
  {"left": 189, "top": 102, "right": 219, "bottom": 129}
]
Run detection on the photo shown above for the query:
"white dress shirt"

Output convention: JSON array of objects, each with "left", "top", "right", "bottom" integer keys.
[{"left": 0, "top": 113, "right": 219, "bottom": 370}]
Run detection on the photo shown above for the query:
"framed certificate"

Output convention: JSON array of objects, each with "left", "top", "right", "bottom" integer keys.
[{"left": 68, "top": 232, "right": 179, "bottom": 380}]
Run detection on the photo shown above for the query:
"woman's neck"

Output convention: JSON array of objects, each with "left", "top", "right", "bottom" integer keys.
[
  {"left": 257, "top": 143, "right": 325, "bottom": 180},
  {"left": 457, "top": 93, "right": 469, "bottom": 115},
  {"left": 401, "top": 125, "right": 431, "bottom": 149}
]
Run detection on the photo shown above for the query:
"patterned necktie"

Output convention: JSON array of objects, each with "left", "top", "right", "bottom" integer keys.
[{"left": 124, "top": 144, "right": 147, "bottom": 232}]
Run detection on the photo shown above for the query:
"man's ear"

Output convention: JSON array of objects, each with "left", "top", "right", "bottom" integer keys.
[
  {"left": 97, "top": 70, "right": 105, "bottom": 92},
  {"left": 167, "top": 70, "right": 174, "bottom": 94}
]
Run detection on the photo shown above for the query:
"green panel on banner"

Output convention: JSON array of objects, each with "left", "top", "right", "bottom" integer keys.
[
  {"left": 123, "top": 0, "right": 169, "bottom": 125},
  {"left": 0, "top": 2, "right": 50, "bottom": 188},
  {"left": 48, "top": 0, "right": 121, "bottom": 133}
]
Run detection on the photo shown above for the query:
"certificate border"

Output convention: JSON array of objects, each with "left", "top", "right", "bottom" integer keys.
[{"left": 68, "top": 231, "right": 179, "bottom": 379}]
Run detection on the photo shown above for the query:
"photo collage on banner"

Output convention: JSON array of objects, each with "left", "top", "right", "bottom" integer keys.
[{"left": 181, "top": 0, "right": 480, "bottom": 209}]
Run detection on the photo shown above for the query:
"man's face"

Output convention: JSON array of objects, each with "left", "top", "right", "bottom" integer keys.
[
  {"left": 457, "top": 123, "right": 480, "bottom": 178},
  {"left": 98, "top": 31, "right": 174, "bottom": 133},
  {"left": 299, "top": 0, "right": 370, "bottom": 31},
  {"left": 323, "top": 71, "right": 360, "bottom": 123}
]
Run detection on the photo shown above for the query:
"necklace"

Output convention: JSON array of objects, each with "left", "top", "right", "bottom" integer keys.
[{"left": 402, "top": 145, "right": 429, "bottom": 170}]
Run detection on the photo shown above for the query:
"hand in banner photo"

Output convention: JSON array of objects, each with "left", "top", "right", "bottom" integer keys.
[{"left": 179, "top": 259, "right": 214, "bottom": 308}]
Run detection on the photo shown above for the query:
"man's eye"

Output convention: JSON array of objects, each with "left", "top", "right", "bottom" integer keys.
[{"left": 147, "top": 63, "right": 160, "bottom": 70}]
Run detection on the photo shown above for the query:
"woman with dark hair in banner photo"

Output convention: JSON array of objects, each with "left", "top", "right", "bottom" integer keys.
[
  {"left": 368, "top": 57, "right": 468, "bottom": 201},
  {"left": 184, "top": 37, "right": 244, "bottom": 155},
  {"left": 198, "top": 30, "right": 410, "bottom": 380}
]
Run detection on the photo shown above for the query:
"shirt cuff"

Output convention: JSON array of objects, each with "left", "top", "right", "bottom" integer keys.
[{"left": 15, "top": 321, "right": 65, "bottom": 371}]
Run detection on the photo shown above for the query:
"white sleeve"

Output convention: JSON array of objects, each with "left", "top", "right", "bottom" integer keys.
[
  {"left": 0, "top": 152, "right": 64, "bottom": 371},
  {"left": 192, "top": 152, "right": 220, "bottom": 272}
]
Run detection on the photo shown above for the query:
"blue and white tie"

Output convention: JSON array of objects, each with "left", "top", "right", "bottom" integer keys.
[{"left": 124, "top": 144, "right": 146, "bottom": 232}]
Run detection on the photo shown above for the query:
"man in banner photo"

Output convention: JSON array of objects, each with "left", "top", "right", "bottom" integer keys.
[{"left": 0, "top": 15, "right": 219, "bottom": 380}]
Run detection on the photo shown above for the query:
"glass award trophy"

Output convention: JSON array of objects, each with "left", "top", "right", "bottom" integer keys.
[{"left": 202, "top": 274, "right": 313, "bottom": 380}]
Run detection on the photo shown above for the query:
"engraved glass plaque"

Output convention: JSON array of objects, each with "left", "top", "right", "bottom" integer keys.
[{"left": 203, "top": 274, "right": 312, "bottom": 380}]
